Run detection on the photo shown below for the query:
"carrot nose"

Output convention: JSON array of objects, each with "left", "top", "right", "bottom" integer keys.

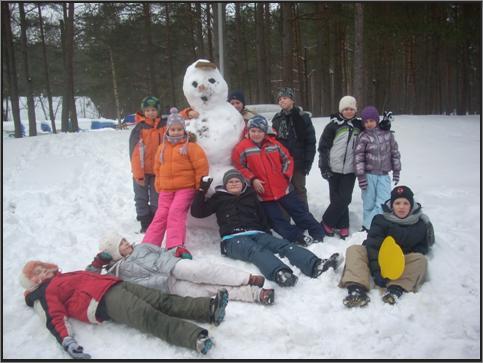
[{"left": 198, "top": 84, "right": 206, "bottom": 91}]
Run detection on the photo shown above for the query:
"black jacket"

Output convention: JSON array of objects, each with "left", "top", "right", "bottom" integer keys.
[
  {"left": 271, "top": 106, "right": 316, "bottom": 174},
  {"left": 190, "top": 186, "right": 271, "bottom": 237},
  {"left": 363, "top": 202, "right": 431, "bottom": 277}
]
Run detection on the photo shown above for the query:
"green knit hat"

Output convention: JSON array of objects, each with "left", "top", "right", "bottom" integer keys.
[{"left": 140, "top": 96, "right": 161, "bottom": 112}]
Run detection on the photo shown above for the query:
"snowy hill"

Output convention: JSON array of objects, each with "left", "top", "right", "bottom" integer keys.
[{"left": 2, "top": 115, "right": 480, "bottom": 359}]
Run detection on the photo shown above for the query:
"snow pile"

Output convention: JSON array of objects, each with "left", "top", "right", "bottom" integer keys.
[{"left": 2, "top": 115, "right": 480, "bottom": 359}]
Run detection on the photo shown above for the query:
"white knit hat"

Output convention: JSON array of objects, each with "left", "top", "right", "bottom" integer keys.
[
  {"left": 338, "top": 95, "right": 357, "bottom": 112},
  {"left": 99, "top": 233, "right": 124, "bottom": 261},
  {"left": 19, "top": 260, "right": 59, "bottom": 291}
]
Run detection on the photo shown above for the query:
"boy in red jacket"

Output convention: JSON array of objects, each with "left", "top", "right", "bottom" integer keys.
[
  {"left": 19, "top": 260, "right": 229, "bottom": 358},
  {"left": 231, "top": 115, "right": 325, "bottom": 246}
]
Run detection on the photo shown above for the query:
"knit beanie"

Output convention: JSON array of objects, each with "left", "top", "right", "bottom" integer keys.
[
  {"left": 277, "top": 87, "right": 295, "bottom": 101},
  {"left": 339, "top": 95, "right": 357, "bottom": 112},
  {"left": 166, "top": 107, "right": 186, "bottom": 129},
  {"left": 99, "top": 233, "right": 124, "bottom": 261},
  {"left": 19, "top": 260, "right": 59, "bottom": 291},
  {"left": 390, "top": 186, "right": 414, "bottom": 210},
  {"left": 222, "top": 169, "right": 246, "bottom": 188},
  {"left": 228, "top": 90, "right": 246, "bottom": 107},
  {"left": 141, "top": 96, "right": 161, "bottom": 112},
  {"left": 247, "top": 115, "right": 269, "bottom": 133},
  {"left": 361, "top": 106, "right": 380, "bottom": 123}
]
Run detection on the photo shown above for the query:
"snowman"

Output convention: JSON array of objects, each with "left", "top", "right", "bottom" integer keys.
[{"left": 183, "top": 59, "right": 245, "bottom": 192}]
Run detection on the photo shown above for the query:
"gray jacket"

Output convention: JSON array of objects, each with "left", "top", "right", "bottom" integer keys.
[
  {"left": 354, "top": 128, "right": 401, "bottom": 176},
  {"left": 107, "top": 243, "right": 180, "bottom": 292}
]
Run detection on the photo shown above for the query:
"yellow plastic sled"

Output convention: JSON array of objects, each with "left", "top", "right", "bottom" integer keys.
[{"left": 378, "top": 236, "right": 405, "bottom": 280}]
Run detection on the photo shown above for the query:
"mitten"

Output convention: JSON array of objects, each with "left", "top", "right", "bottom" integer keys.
[
  {"left": 62, "top": 336, "right": 91, "bottom": 359},
  {"left": 392, "top": 171, "right": 400, "bottom": 185},
  {"left": 174, "top": 246, "right": 193, "bottom": 259},
  {"left": 373, "top": 271, "right": 389, "bottom": 288},
  {"left": 199, "top": 176, "right": 213, "bottom": 192},
  {"left": 321, "top": 169, "right": 333, "bottom": 180},
  {"left": 358, "top": 175, "right": 368, "bottom": 190},
  {"left": 86, "top": 252, "right": 113, "bottom": 272}
]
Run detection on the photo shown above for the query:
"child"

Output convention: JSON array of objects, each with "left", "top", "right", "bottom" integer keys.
[
  {"left": 86, "top": 234, "right": 275, "bottom": 305},
  {"left": 191, "top": 169, "right": 341, "bottom": 287},
  {"left": 338, "top": 185, "right": 435, "bottom": 307},
  {"left": 271, "top": 87, "right": 316, "bottom": 209},
  {"left": 355, "top": 106, "right": 401, "bottom": 232},
  {"left": 142, "top": 107, "right": 208, "bottom": 249},
  {"left": 232, "top": 115, "right": 325, "bottom": 246},
  {"left": 228, "top": 90, "right": 257, "bottom": 134},
  {"left": 129, "top": 96, "right": 166, "bottom": 233},
  {"left": 318, "top": 95, "right": 363, "bottom": 239},
  {"left": 19, "top": 260, "right": 230, "bottom": 357}
]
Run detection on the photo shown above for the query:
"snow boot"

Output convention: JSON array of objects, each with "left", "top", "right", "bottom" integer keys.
[
  {"left": 275, "top": 270, "right": 298, "bottom": 287},
  {"left": 258, "top": 288, "right": 275, "bottom": 305},
  {"left": 196, "top": 333, "right": 214, "bottom": 354},
  {"left": 312, "top": 253, "right": 343, "bottom": 277},
  {"left": 321, "top": 221, "right": 335, "bottom": 237},
  {"left": 382, "top": 285, "right": 404, "bottom": 305},
  {"left": 248, "top": 274, "right": 265, "bottom": 287},
  {"left": 339, "top": 227, "right": 349, "bottom": 239},
  {"left": 209, "top": 288, "right": 229, "bottom": 326},
  {"left": 343, "top": 284, "right": 370, "bottom": 308}
]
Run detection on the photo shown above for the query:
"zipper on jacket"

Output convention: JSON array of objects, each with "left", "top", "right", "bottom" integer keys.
[{"left": 342, "top": 123, "right": 353, "bottom": 171}]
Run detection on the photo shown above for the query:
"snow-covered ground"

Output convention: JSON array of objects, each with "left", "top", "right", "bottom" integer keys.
[{"left": 2, "top": 115, "right": 480, "bottom": 359}]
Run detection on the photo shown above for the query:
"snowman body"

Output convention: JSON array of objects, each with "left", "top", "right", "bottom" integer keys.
[{"left": 183, "top": 60, "right": 245, "bottom": 191}]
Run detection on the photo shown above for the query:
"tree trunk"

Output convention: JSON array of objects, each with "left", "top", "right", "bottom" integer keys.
[
  {"left": 233, "top": 4, "right": 243, "bottom": 89},
  {"left": 60, "top": 15, "right": 70, "bottom": 132},
  {"left": 108, "top": 46, "right": 121, "bottom": 126},
  {"left": 38, "top": 3, "right": 57, "bottom": 133},
  {"left": 353, "top": 3, "right": 364, "bottom": 106},
  {"left": 165, "top": 4, "right": 176, "bottom": 106},
  {"left": 67, "top": 3, "right": 78, "bottom": 131},
  {"left": 143, "top": 3, "right": 157, "bottom": 96},
  {"left": 19, "top": 3, "right": 37, "bottom": 136},
  {"left": 1, "top": 2, "right": 22, "bottom": 137},
  {"left": 264, "top": 3, "right": 272, "bottom": 102},
  {"left": 206, "top": 4, "right": 213, "bottom": 61},
  {"left": 186, "top": 4, "right": 197, "bottom": 59},
  {"left": 195, "top": 3, "right": 205, "bottom": 58},
  {"left": 255, "top": 3, "right": 267, "bottom": 102},
  {"left": 281, "top": 3, "right": 294, "bottom": 85},
  {"left": 293, "top": 5, "right": 306, "bottom": 107}
]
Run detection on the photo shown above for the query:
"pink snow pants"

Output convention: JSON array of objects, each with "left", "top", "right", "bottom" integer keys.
[{"left": 142, "top": 188, "right": 195, "bottom": 249}]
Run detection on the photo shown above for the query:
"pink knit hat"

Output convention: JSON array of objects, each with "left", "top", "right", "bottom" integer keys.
[{"left": 19, "top": 260, "right": 59, "bottom": 291}]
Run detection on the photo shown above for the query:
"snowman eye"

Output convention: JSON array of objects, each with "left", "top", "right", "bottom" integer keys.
[
  {"left": 208, "top": 78, "right": 216, "bottom": 84},
  {"left": 192, "top": 81, "right": 198, "bottom": 88}
]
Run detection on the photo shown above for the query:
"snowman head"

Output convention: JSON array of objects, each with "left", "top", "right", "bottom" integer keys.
[{"left": 183, "top": 59, "right": 228, "bottom": 112}]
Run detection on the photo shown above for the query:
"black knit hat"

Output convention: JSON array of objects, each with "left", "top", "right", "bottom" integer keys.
[
  {"left": 390, "top": 186, "right": 414, "bottom": 209},
  {"left": 228, "top": 90, "right": 246, "bottom": 107},
  {"left": 223, "top": 169, "right": 245, "bottom": 187},
  {"left": 141, "top": 96, "right": 161, "bottom": 112}
]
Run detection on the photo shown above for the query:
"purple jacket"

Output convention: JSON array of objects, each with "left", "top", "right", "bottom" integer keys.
[{"left": 354, "top": 128, "right": 401, "bottom": 178}]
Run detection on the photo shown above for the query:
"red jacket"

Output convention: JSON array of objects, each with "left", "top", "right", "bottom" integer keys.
[
  {"left": 231, "top": 135, "right": 294, "bottom": 201},
  {"left": 24, "top": 271, "right": 120, "bottom": 344}
]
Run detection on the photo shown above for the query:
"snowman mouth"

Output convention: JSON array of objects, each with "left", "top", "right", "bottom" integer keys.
[{"left": 201, "top": 96, "right": 208, "bottom": 102}]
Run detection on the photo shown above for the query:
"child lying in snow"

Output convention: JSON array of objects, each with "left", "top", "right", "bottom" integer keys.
[
  {"left": 86, "top": 234, "right": 274, "bottom": 305},
  {"left": 20, "top": 260, "right": 228, "bottom": 358}
]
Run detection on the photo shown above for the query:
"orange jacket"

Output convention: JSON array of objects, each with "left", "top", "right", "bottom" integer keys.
[
  {"left": 153, "top": 138, "right": 209, "bottom": 192},
  {"left": 129, "top": 112, "right": 166, "bottom": 181}
]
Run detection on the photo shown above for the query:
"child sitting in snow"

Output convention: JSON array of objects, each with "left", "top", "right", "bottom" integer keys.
[
  {"left": 129, "top": 96, "right": 167, "bottom": 233},
  {"left": 86, "top": 234, "right": 274, "bottom": 305},
  {"left": 338, "top": 185, "right": 435, "bottom": 307},
  {"left": 142, "top": 107, "right": 208, "bottom": 249},
  {"left": 355, "top": 106, "right": 401, "bottom": 232},
  {"left": 19, "top": 260, "right": 229, "bottom": 357},
  {"left": 191, "top": 168, "right": 341, "bottom": 287},
  {"left": 318, "top": 95, "right": 363, "bottom": 239},
  {"left": 231, "top": 115, "right": 326, "bottom": 246}
]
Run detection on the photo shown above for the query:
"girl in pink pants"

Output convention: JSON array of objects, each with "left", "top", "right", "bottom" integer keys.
[{"left": 143, "top": 107, "right": 209, "bottom": 249}]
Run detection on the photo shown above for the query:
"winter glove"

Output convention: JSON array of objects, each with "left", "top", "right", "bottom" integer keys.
[
  {"left": 321, "top": 169, "right": 333, "bottom": 180},
  {"left": 373, "top": 271, "right": 389, "bottom": 288},
  {"left": 358, "top": 175, "right": 368, "bottom": 190},
  {"left": 199, "top": 176, "right": 213, "bottom": 192},
  {"left": 85, "top": 252, "right": 113, "bottom": 273},
  {"left": 62, "top": 336, "right": 91, "bottom": 359},
  {"left": 379, "top": 111, "right": 393, "bottom": 131},
  {"left": 174, "top": 246, "right": 193, "bottom": 259},
  {"left": 392, "top": 171, "right": 400, "bottom": 185}
]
